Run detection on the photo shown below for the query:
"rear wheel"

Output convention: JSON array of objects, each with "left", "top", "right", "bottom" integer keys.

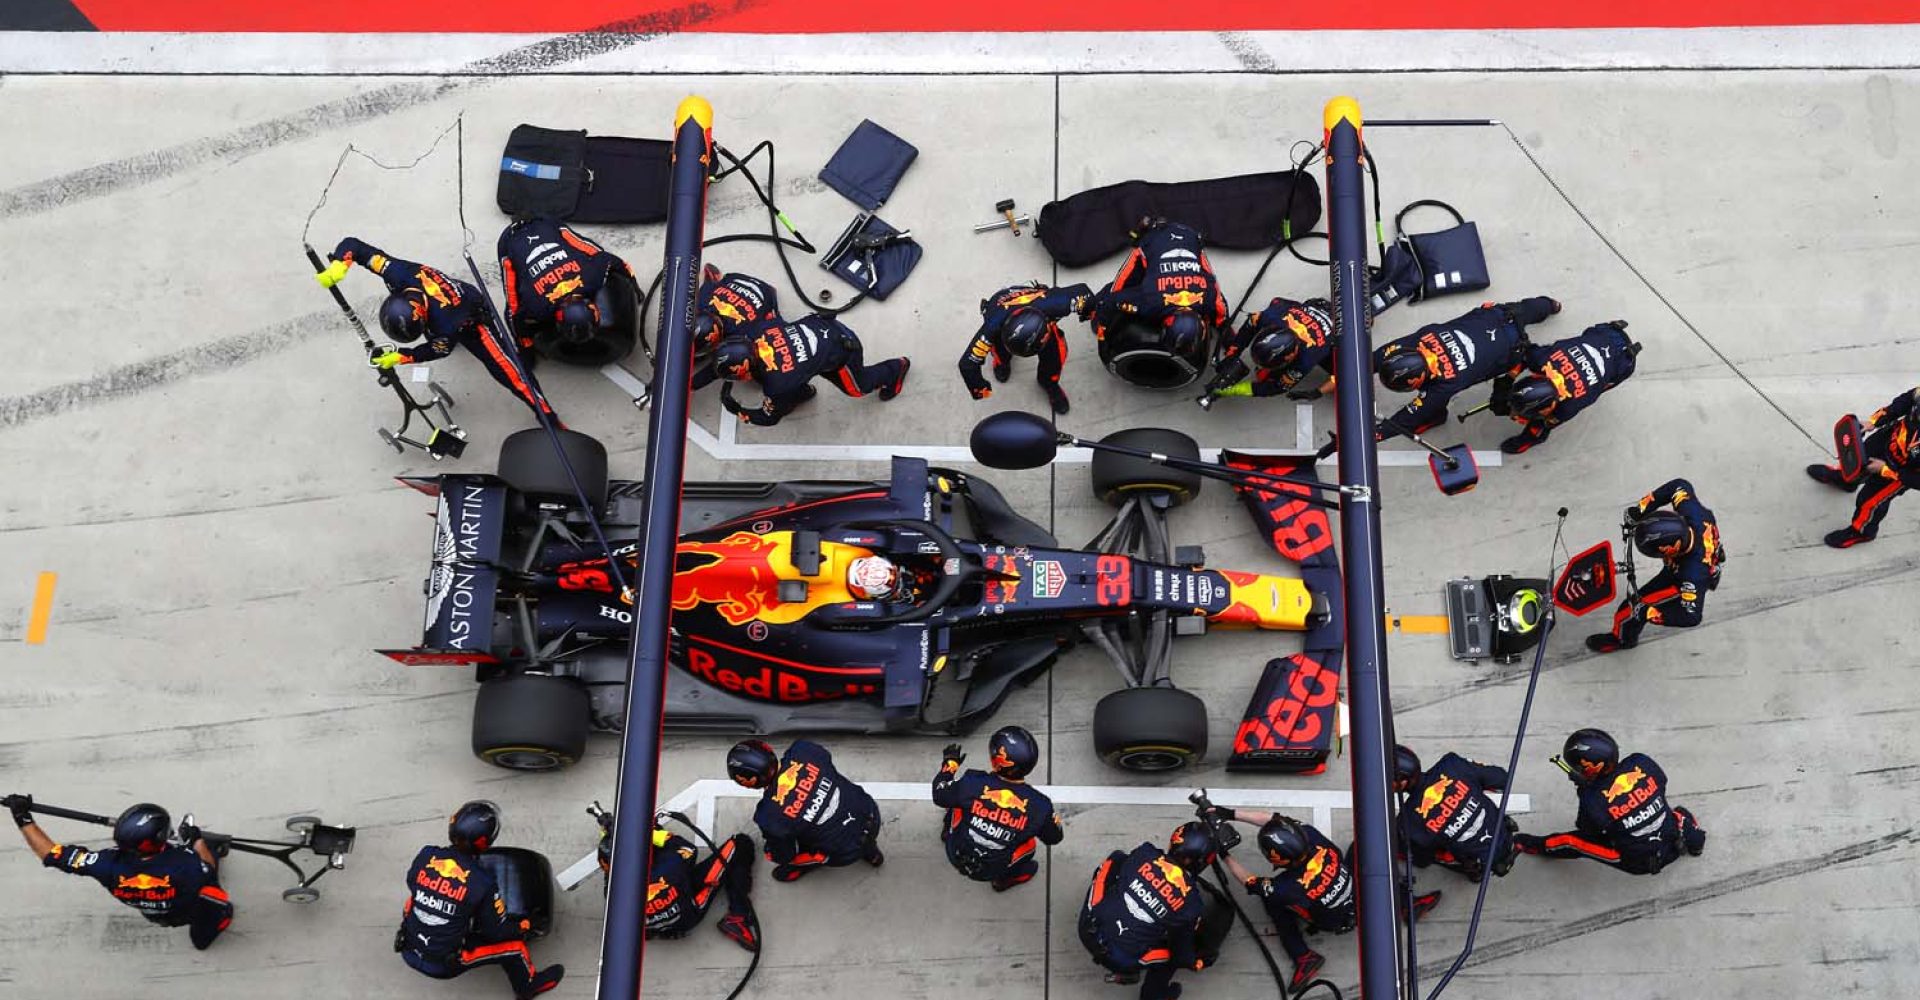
[
  {"left": 498, "top": 428, "right": 608, "bottom": 512},
  {"left": 1093, "top": 686, "right": 1209, "bottom": 772},
  {"left": 1091, "top": 427, "right": 1203, "bottom": 507},
  {"left": 472, "top": 672, "right": 591, "bottom": 771}
]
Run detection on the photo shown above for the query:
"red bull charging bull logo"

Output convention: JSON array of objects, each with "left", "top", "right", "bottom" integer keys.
[{"left": 673, "top": 531, "right": 785, "bottom": 626}]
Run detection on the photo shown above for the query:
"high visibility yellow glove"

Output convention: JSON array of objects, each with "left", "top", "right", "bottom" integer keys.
[
  {"left": 315, "top": 258, "right": 352, "bottom": 288},
  {"left": 369, "top": 351, "right": 406, "bottom": 370},
  {"left": 1215, "top": 382, "right": 1254, "bottom": 398}
]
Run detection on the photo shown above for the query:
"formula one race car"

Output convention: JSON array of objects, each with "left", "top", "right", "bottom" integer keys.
[{"left": 381, "top": 427, "right": 1330, "bottom": 773}]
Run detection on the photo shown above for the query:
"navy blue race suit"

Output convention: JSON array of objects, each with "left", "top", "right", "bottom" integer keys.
[
  {"left": 689, "top": 271, "right": 786, "bottom": 393},
  {"left": 397, "top": 845, "right": 556, "bottom": 995},
  {"left": 1824, "top": 390, "right": 1920, "bottom": 542},
  {"left": 931, "top": 758, "right": 1064, "bottom": 889},
  {"left": 957, "top": 282, "right": 1091, "bottom": 405},
  {"left": 1398, "top": 753, "right": 1518, "bottom": 882},
  {"left": 1605, "top": 479, "right": 1724, "bottom": 648},
  {"left": 42, "top": 841, "right": 232, "bottom": 949},
  {"left": 1204, "top": 296, "right": 1337, "bottom": 398},
  {"left": 1498, "top": 321, "right": 1638, "bottom": 452},
  {"left": 1078, "top": 843, "right": 1230, "bottom": 1000},
  {"left": 1238, "top": 825, "right": 1354, "bottom": 964},
  {"left": 751, "top": 740, "right": 884, "bottom": 881},
  {"left": 645, "top": 832, "right": 754, "bottom": 938},
  {"left": 726, "top": 315, "right": 910, "bottom": 427},
  {"left": 1372, "top": 296, "right": 1558, "bottom": 440},
  {"left": 1522, "top": 753, "right": 1706, "bottom": 875},
  {"left": 497, "top": 218, "right": 631, "bottom": 340},
  {"left": 332, "top": 237, "right": 557, "bottom": 423},
  {"left": 1090, "top": 221, "right": 1230, "bottom": 334}
]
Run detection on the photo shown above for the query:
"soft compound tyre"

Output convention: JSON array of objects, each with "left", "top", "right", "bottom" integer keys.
[
  {"left": 1090, "top": 427, "right": 1203, "bottom": 508},
  {"left": 472, "top": 672, "right": 591, "bottom": 772},
  {"left": 1092, "top": 686, "right": 1209, "bottom": 772},
  {"left": 497, "top": 427, "right": 609, "bottom": 512}
]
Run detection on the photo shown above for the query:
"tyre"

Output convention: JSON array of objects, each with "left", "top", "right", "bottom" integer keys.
[
  {"left": 472, "top": 672, "right": 591, "bottom": 771},
  {"left": 476, "top": 847, "right": 556, "bottom": 940},
  {"left": 1090, "top": 427, "right": 1203, "bottom": 507},
  {"left": 1099, "top": 316, "right": 1208, "bottom": 389},
  {"left": 1092, "top": 686, "right": 1209, "bottom": 772},
  {"left": 498, "top": 427, "right": 608, "bottom": 512}
]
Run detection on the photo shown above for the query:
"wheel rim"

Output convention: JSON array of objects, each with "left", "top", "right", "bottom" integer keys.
[
  {"left": 1115, "top": 747, "right": 1191, "bottom": 772},
  {"left": 490, "top": 748, "right": 566, "bottom": 771}
]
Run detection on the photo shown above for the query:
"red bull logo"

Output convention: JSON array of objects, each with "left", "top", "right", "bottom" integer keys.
[
  {"left": 1415, "top": 777, "right": 1456, "bottom": 818},
  {"left": 1149, "top": 857, "right": 1191, "bottom": 896},
  {"left": 979, "top": 787, "right": 1029, "bottom": 812},
  {"left": 1605, "top": 767, "right": 1648, "bottom": 801},
  {"left": 772, "top": 761, "right": 805, "bottom": 806},
  {"left": 116, "top": 873, "right": 172, "bottom": 892},
  {"left": 1604, "top": 768, "right": 1660, "bottom": 820},
  {"left": 425, "top": 857, "right": 470, "bottom": 882},
  {"left": 1163, "top": 289, "right": 1207, "bottom": 308},
  {"left": 673, "top": 531, "right": 785, "bottom": 626},
  {"left": 414, "top": 861, "right": 469, "bottom": 901}
]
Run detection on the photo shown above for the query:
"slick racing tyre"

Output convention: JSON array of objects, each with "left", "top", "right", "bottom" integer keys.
[
  {"left": 1099, "top": 316, "right": 1209, "bottom": 389},
  {"left": 472, "top": 672, "right": 591, "bottom": 771},
  {"left": 1093, "top": 686, "right": 1209, "bottom": 772},
  {"left": 1091, "top": 427, "right": 1202, "bottom": 508},
  {"left": 498, "top": 428, "right": 609, "bottom": 513},
  {"left": 535, "top": 271, "right": 640, "bottom": 367}
]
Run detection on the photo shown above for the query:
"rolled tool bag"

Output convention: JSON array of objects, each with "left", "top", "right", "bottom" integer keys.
[
  {"left": 1371, "top": 200, "right": 1490, "bottom": 313},
  {"left": 497, "top": 124, "right": 671, "bottom": 224},
  {"left": 1037, "top": 171, "right": 1322, "bottom": 268}
]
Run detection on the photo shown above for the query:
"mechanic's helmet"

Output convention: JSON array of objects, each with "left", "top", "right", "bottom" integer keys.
[
  {"left": 379, "top": 290, "right": 430, "bottom": 343},
  {"left": 692, "top": 313, "right": 718, "bottom": 348},
  {"left": 1509, "top": 376, "right": 1561, "bottom": 419},
  {"left": 1256, "top": 815, "right": 1312, "bottom": 868},
  {"left": 712, "top": 339, "right": 755, "bottom": 382},
  {"left": 988, "top": 726, "right": 1040, "bottom": 780},
  {"left": 113, "top": 803, "right": 172, "bottom": 855},
  {"left": 1560, "top": 728, "right": 1620, "bottom": 783},
  {"left": 1392, "top": 745, "right": 1423, "bottom": 792},
  {"left": 555, "top": 295, "right": 598, "bottom": 342},
  {"left": 727, "top": 739, "right": 779, "bottom": 789},
  {"left": 1378, "top": 350, "right": 1430, "bottom": 392},
  {"left": 448, "top": 800, "right": 501, "bottom": 853},
  {"left": 1248, "top": 326, "right": 1303, "bottom": 371},
  {"left": 1164, "top": 310, "right": 1207, "bottom": 354},
  {"left": 1633, "top": 512, "right": 1694, "bottom": 559},
  {"left": 847, "top": 555, "right": 901, "bottom": 602},
  {"left": 1166, "top": 821, "right": 1219, "bottom": 872},
  {"left": 1002, "top": 309, "right": 1051, "bottom": 358}
]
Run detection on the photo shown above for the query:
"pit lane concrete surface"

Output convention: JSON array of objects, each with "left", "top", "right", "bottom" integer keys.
[{"left": 2, "top": 33, "right": 1919, "bottom": 1000}]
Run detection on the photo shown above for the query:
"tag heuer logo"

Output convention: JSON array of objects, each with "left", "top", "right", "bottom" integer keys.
[{"left": 1031, "top": 560, "right": 1065, "bottom": 599}]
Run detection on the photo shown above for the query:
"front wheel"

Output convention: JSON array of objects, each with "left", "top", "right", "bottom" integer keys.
[{"left": 1092, "top": 686, "right": 1209, "bottom": 771}]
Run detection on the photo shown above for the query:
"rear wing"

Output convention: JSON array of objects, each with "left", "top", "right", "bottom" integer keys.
[{"left": 378, "top": 474, "right": 507, "bottom": 664}]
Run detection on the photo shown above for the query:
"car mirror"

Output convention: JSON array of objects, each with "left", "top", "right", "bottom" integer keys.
[{"left": 969, "top": 411, "right": 1059, "bottom": 469}]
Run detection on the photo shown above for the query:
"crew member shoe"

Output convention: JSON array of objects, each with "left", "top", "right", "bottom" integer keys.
[
  {"left": 1585, "top": 634, "right": 1630, "bottom": 654},
  {"left": 1290, "top": 950, "right": 1325, "bottom": 990},
  {"left": 1674, "top": 808, "right": 1707, "bottom": 856},
  {"left": 1805, "top": 464, "right": 1851, "bottom": 489},
  {"left": 518, "top": 965, "right": 565, "bottom": 999},
  {"left": 1825, "top": 528, "right": 1873, "bottom": 549},
  {"left": 993, "top": 359, "right": 1013, "bottom": 383},
  {"left": 1512, "top": 834, "right": 1546, "bottom": 856},
  {"left": 771, "top": 864, "right": 812, "bottom": 883},
  {"left": 717, "top": 914, "right": 759, "bottom": 952},
  {"left": 878, "top": 359, "right": 911, "bottom": 401},
  {"left": 864, "top": 846, "right": 886, "bottom": 868},
  {"left": 1412, "top": 892, "right": 1442, "bottom": 920},
  {"left": 1500, "top": 433, "right": 1542, "bottom": 455},
  {"left": 1103, "top": 970, "right": 1141, "bottom": 986},
  {"left": 991, "top": 872, "right": 1035, "bottom": 892},
  {"left": 1162, "top": 985, "right": 1183, "bottom": 1000},
  {"left": 1046, "top": 386, "right": 1071, "bottom": 416}
]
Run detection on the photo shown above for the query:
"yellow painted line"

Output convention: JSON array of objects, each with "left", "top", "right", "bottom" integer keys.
[
  {"left": 25, "top": 572, "right": 57, "bottom": 645},
  {"left": 1387, "top": 614, "right": 1450, "bottom": 635}
]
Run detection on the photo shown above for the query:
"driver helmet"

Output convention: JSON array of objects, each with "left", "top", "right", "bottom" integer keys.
[
  {"left": 113, "top": 803, "right": 171, "bottom": 855},
  {"left": 1002, "top": 309, "right": 1052, "bottom": 358},
  {"left": 848, "top": 555, "right": 902, "bottom": 602},
  {"left": 556, "top": 295, "right": 598, "bottom": 342},
  {"left": 1633, "top": 512, "right": 1693, "bottom": 559},
  {"left": 1164, "top": 310, "right": 1207, "bottom": 354},
  {"left": 1378, "top": 348, "right": 1430, "bottom": 392},
  {"left": 379, "top": 290, "right": 430, "bottom": 343}
]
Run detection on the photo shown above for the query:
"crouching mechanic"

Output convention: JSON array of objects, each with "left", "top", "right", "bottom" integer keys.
[
  {"left": 397, "top": 801, "right": 563, "bottom": 999},
  {"left": 1201, "top": 296, "right": 1337, "bottom": 404},
  {"left": 728, "top": 739, "right": 885, "bottom": 881},
  {"left": 1807, "top": 386, "right": 1920, "bottom": 548},
  {"left": 1494, "top": 320, "right": 1640, "bottom": 454},
  {"left": 1588, "top": 478, "right": 1723, "bottom": 654},
  {"left": 1373, "top": 296, "right": 1561, "bottom": 442},
  {"left": 933, "top": 726, "right": 1065, "bottom": 891},
  {"left": 958, "top": 282, "right": 1092, "bottom": 414},
  {"left": 1088, "top": 218, "right": 1229, "bottom": 365},
  {"left": 318, "top": 237, "right": 559, "bottom": 424},
  {"left": 1078, "top": 822, "right": 1233, "bottom": 1000},
  {"left": 1393, "top": 745, "right": 1519, "bottom": 883},
  {"left": 7, "top": 796, "right": 232, "bottom": 950},
  {"left": 1208, "top": 807, "right": 1439, "bottom": 990},
  {"left": 690, "top": 266, "right": 785, "bottom": 391},
  {"left": 1514, "top": 728, "right": 1706, "bottom": 875},
  {"left": 710, "top": 314, "right": 911, "bottom": 427},
  {"left": 497, "top": 216, "right": 633, "bottom": 355}
]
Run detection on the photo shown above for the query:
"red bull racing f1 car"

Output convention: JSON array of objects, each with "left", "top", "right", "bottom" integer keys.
[{"left": 381, "top": 427, "right": 1344, "bottom": 774}]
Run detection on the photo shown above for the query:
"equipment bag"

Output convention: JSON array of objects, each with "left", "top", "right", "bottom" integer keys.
[
  {"left": 498, "top": 125, "right": 671, "bottom": 224},
  {"left": 1037, "top": 171, "right": 1322, "bottom": 269},
  {"left": 819, "top": 119, "right": 919, "bottom": 211},
  {"left": 1371, "top": 200, "right": 1491, "bottom": 314},
  {"left": 821, "top": 212, "right": 922, "bottom": 301}
]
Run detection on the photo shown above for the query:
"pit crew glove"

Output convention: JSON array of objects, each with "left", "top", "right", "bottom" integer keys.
[
  {"left": 369, "top": 350, "right": 407, "bottom": 370},
  {"left": 1213, "top": 382, "right": 1253, "bottom": 399},
  {"left": 1201, "top": 805, "right": 1235, "bottom": 823},
  {"left": 4, "top": 794, "right": 32, "bottom": 828},
  {"left": 719, "top": 388, "right": 745, "bottom": 414},
  {"left": 942, "top": 744, "right": 966, "bottom": 766},
  {"left": 177, "top": 813, "right": 201, "bottom": 845},
  {"left": 1623, "top": 504, "right": 1646, "bottom": 524},
  {"left": 315, "top": 258, "right": 352, "bottom": 288},
  {"left": 1286, "top": 385, "right": 1321, "bottom": 401}
]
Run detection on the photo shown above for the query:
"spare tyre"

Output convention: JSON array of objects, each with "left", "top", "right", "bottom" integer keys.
[
  {"left": 498, "top": 427, "right": 608, "bottom": 512},
  {"left": 1099, "top": 316, "right": 1209, "bottom": 389},
  {"left": 1091, "top": 427, "right": 1203, "bottom": 508},
  {"left": 1092, "top": 685, "right": 1209, "bottom": 772},
  {"left": 472, "top": 672, "right": 591, "bottom": 771},
  {"left": 534, "top": 271, "right": 639, "bottom": 366}
]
